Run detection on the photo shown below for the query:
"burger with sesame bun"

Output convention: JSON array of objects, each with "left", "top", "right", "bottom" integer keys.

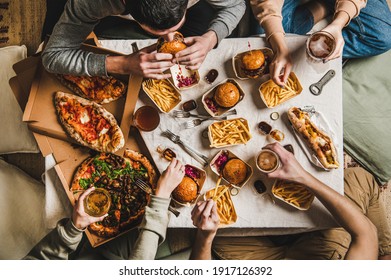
[
  {"left": 213, "top": 82, "right": 240, "bottom": 108},
  {"left": 241, "top": 49, "right": 267, "bottom": 79},
  {"left": 172, "top": 176, "right": 198, "bottom": 204},
  {"left": 157, "top": 32, "right": 187, "bottom": 55}
]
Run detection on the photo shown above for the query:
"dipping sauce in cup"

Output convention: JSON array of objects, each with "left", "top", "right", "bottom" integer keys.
[
  {"left": 306, "top": 31, "right": 336, "bottom": 62},
  {"left": 84, "top": 188, "right": 111, "bottom": 217},
  {"left": 256, "top": 149, "right": 280, "bottom": 173},
  {"left": 133, "top": 106, "right": 160, "bottom": 131}
]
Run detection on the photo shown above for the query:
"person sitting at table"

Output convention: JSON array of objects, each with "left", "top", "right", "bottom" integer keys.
[
  {"left": 41, "top": 0, "right": 246, "bottom": 80},
  {"left": 249, "top": 0, "right": 391, "bottom": 87},
  {"left": 191, "top": 143, "right": 391, "bottom": 260},
  {"left": 24, "top": 158, "right": 187, "bottom": 260}
]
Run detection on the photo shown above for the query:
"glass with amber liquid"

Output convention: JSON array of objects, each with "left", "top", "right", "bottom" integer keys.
[
  {"left": 83, "top": 188, "right": 111, "bottom": 217},
  {"left": 133, "top": 105, "right": 160, "bottom": 132},
  {"left": 256, "top": 149, "right": 280, "bottom": 173}
]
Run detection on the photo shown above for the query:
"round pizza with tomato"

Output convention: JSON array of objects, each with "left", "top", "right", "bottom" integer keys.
[{"left": 70, "top": 149, "right": 157, "bottom": 238}]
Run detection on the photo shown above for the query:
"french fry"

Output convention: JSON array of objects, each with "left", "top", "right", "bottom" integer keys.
[
  {"left": 142, "top": 79, "right": 181, "bottom": 112},
  {"left": 260, "top": 73, "right": 301, "bottom": 108},
  {"left": 205, "top": 185, "right": 237, "bottom": 226},
  {"left": 209, "top": 118, "right": 251, "bottom": 148},
  {"left": 272, "top": 180, "right": 314, "bottom": 210}
]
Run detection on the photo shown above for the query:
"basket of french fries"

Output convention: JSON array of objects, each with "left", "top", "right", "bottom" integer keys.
[
  {"left": 205, "top": 184, "right": 237, "bottom": 226},
  {"left": 259, "top": 72, "right": 302, "bottom": 108},
  {"left": 142, "top": 79, "right": 182, "bottom": 113},
  {"left": 271, "top": 180, "right": 314, "bottom": 210},
  {"left": 208, "top": 118, "right": 252, "bottom": 148}
]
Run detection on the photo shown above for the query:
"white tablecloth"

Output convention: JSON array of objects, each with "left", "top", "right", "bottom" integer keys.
[{"left": 100, "top": 36, "right": 343, "bottom": 234}]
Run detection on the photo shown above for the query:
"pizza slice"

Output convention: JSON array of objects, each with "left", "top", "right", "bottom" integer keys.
[
  {"left": 70, "top": 151, "right": 157, "bottom": 238},
  {"left": 54, "top": 91, "right": 124, "bottom": 153},
  {"left": 288, "top": 107, "right": 339, "bottom": 169},
  {"left": 56, "top": 74, "right": 126, "bottom": 104}
]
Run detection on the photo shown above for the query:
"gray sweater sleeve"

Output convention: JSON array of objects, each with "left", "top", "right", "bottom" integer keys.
[
  {"left": 42, "top": 0, "right": 125, "bottom": 76},
  {"left": 206, "top": 0, "right": 246, "bottom": 44},
  {"left": 23, "top": 219, "right": 84, "bottom": 260},
  {"left": 130, "top": 195, "right": 171, "bottom": 260}
]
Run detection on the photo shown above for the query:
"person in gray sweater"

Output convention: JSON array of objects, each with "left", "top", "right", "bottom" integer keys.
[
  {"left": 42, "top": 0, "right": 246, "bottom": 79},
  {"left": 24, "top": 158, "right": 191, "bottom": 260}
]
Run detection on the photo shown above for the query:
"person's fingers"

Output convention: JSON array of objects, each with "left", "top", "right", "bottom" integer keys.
[
  {"left": 152, "top": 52, "right": 174, "bottom": 61},
  {"left": 78, "top": 187, "right": 95, "bottom": 203},
  {"left": 144, "top": 72, "right": 172, "bottom": 80},
  {"left": 202, "top": 199, "right": 215, "bottom": 218},
  {"left": 263, "top": 142, "right": 285, "bottom": 156},
  {"left": 182, "top": 36, "right": 197, "bottom": 46},
  {"left": 186, "top": 62, "right": 202, "bottom": 70},
  {"left": 143, "top": 60, "right": 174, "bottom": 70},
  {"left": 272, "top": 64, "right": 284, "bottom": 87},
  {"left": 139, "top": 43, "right": 159, "bottom": 54},
  {"left": 282, "top": 63, "right": 292, "bottom": 84},
  {"left": 191, "top": 201, "right": 203, "bottom": 216},
  {"left": 210, "top": 202, "right": 219, "bottom": 221},
  {"left": 191, "top": 201, "right": 207, "bottom": 223},
  {"left": 95, "top": 213, "right": 108, "bottom": 223}
]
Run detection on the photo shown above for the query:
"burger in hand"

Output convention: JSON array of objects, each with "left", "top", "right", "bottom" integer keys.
[
  {"left": 222, "top": 158, "right": 248, "bottom": 185},
  {"left": 172, "top": 176, "right": 199, "bottom": 204},
  {"left": 157, "top": 32, "right": 187, "bottom": 55},
  {"left": 213, "top": 82, "right": 240, "bottom": 108},
  {"left": 241, "top": 50, "right": 266, "bottom": 79}
]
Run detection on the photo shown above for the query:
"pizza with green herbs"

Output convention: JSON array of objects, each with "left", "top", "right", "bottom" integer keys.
[{"left": 71, "top": 149, "right": 157, "bottom": 237}]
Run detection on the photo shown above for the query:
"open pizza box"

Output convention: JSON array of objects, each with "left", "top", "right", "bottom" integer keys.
[{"left": 10, "top": 42, "right": 156, "bottom": 248}]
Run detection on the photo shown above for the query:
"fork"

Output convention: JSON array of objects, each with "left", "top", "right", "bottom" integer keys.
[
  {"left": 162, "top": 129, "right": 209, "bottom": 167},
  {"left": 135, "top": 179, "right": 180, "bottom": 217},
  {"left": 172, "top": 110, "right": 211, "bottom": 119},
  {"left": 184, "top": 116, "right": 227, "bottom": 129},
  {"left": 173, "top": 109, "right": 237, "bottom": 119}
]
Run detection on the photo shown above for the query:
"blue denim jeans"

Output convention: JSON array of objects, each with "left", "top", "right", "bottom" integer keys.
[{"left": 251, "top": 0, "right": 391, "bottom": 58}]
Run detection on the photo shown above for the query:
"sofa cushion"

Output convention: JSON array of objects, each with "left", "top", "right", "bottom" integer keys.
[
  {"left": 0, "top": 159, "right": 49, "bottom": 259},
  {"left": 343, "top": 50, "right": 391, "bottom": 184},
  {"left": 0, "top": 45, "right": 39, "bottom": 154}
]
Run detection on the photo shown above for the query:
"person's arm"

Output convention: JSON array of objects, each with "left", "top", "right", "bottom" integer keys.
[
  {"left": 42, "top": 0, "right": 125, "bottom": 76},
  {"left": 250, "top": 0, "right": 291, "bottom": 86},
  {"left": 174, "top": 0, "right": 246, "bottom": 69},
  {"left": 321, "top": 0, "right": 367, "bottom": 61},
  {"left": 129, "top": 159, "right": 185, "bottom": 260},
  {"left": 190, "top": 200, "right": 219, "bottom": 260},
  {"left": 23, "top": 188, "right": 106, "bottom": 260},
  {"left": 265, "top": 143, "right": 378, "bottom": 260}
]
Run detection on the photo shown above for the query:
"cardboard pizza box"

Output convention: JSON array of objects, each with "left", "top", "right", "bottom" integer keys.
[
  {"left": 22, "top": 45, "right": 129, "bottom": 143},
  {"left": 11, "top": 47, "right": 157, "bottom": 247}
]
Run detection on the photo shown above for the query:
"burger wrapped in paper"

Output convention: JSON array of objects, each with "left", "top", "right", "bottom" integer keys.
[
  {"left": 213, "top": 82, "right": 240, "bottom": 108},
  {"left": 222, "top": 158, "right": 247, "bottom": 185},
  {"left": 241, "top": 50, "right": 266, "bottom": 79},
  {"left": 172, "top": 176, "right": 198, "bottom": 204},
  {"left": 157, "top": 32, "right": 187, "bottom": 55}
]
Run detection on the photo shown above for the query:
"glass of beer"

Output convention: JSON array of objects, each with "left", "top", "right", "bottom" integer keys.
[
  {"left": 256, "top": 149, "right": 280, "bottom": 173},
  {"left": 306, "top": 31, "right": 336, "bottom": 62},
  {"left": 133, "top": 105, "right": 160, "bottom": 132},
  {"left": 83, "top": 188, "right": 111, "bottom": 217}
]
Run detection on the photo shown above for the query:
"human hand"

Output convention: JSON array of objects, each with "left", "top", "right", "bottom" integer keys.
[
  {"left": 106, "top": 43, "right": 173, "bottom": 79},
  {"left": 173, "top": 31, "right": 217, "bottom": 70},
  {"left": 155, "top": 158, "right": 185, "bottom": 199},
  {"left": 269, "top": 48, "right": 292, "bottom": 87},
  {"left": 321, "top": 23, "right": 344, "bottom": 62},
  {"left": 71, "top": 187, "right": 107, "bottom": 230},
  {"left": 191, "top": 199, "right": 219, "bottom": 239},
  {"left": 263, "top": 142, "right": 308, "bottom": 183}
]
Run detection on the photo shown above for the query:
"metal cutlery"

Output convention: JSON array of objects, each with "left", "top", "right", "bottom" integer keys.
[
  {"left": 173, "top": 109, "right": 237, "bottom": 119},
  {"left": 162, "top": 129, "right": 209, "bottom": 167},
  {"left": 184, "top": 116, "right": 227, "bottom": 129},
  {"left": 135, "top": 179, "right": 180, "bottom": 217}
]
